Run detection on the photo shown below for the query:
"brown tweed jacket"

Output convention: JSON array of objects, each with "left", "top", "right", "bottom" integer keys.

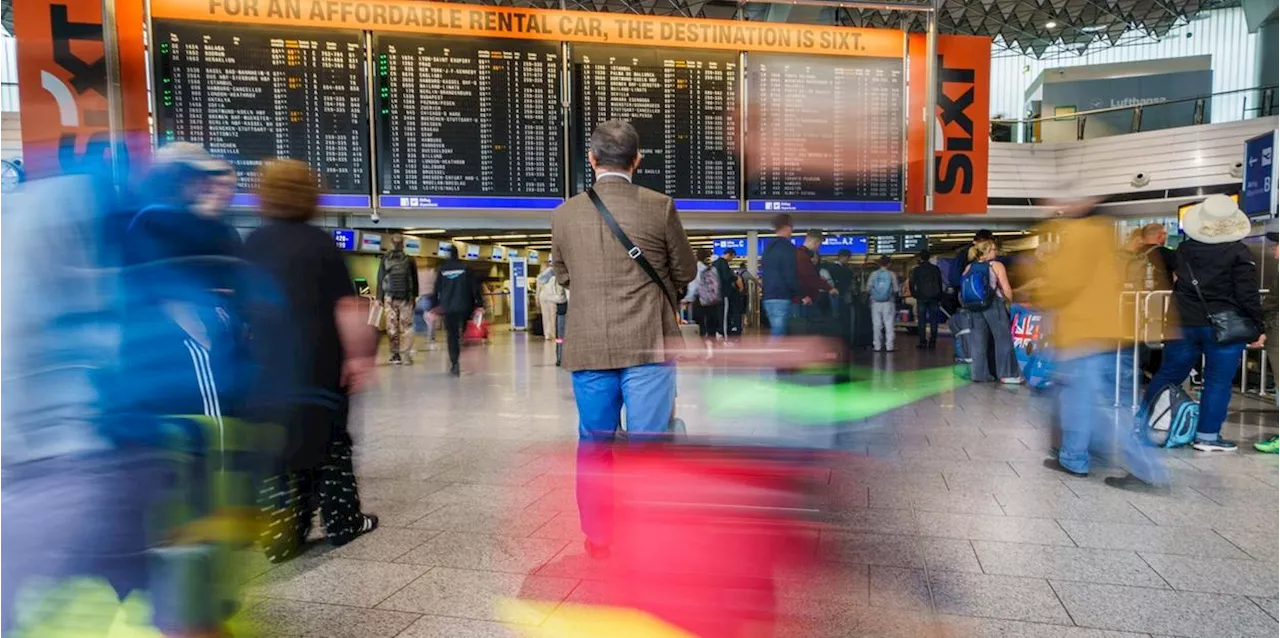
[{"left": 551, "top": 175, "right": 697, "bottom": 372}]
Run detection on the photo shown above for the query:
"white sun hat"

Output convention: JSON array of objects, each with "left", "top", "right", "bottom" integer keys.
[{"left": 1181, "top": 194, "right": 1251, "bottom": 244}]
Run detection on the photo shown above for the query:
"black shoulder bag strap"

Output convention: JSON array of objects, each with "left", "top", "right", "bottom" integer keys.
[{"left": 586, "top": 188, "right": 678, "bottom": 312}]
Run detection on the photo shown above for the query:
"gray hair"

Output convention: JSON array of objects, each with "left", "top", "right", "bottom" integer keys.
[{"left": 589, "top": 120, "right": 640, "bottom": 171}]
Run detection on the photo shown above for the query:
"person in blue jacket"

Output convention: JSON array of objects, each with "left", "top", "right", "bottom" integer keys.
[{"left": 761, "top": 213, "right": 800, "bottom": 337}]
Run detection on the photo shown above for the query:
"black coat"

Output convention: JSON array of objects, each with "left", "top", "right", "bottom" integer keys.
[{"left": 1173, "top": 239, "right": 1263, "bottom": 330}]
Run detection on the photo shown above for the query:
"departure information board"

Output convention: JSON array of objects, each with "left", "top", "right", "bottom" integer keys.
[
  {"left": 152, "top": 21, "right": 371, "bottom": 207},
  {"left": 746, "top": 53, "right": 904, "bottom": 213},
  {"left": 869, "top": 234, "right": 900, "bottom": 254},
  {"left": 375, "top": 34, "right": 563, "bottom": 209},
  {"left": 901, "top": 233, "right": 928, "bottom": 253},
  {"left": 571, "top": 45, "right": 740, "bottom": 212}
]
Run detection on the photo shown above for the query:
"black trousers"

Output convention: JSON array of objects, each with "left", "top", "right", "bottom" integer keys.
[
  {"left": 696, "top": 301, "right": 724, "bottom": 339},
  {"left": 444, "top": 311, "right": 469, "bottom": 366},
  {"left": 259, "top": 438, "right": 363, "bottom": 563}
]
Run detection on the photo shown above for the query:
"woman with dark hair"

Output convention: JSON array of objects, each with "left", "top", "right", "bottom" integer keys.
[
  {"left": 243, "top": 159, "right": 378, "bottom": 561},
  {"left": 1141, "top": 195, "right": 1265, "bottom": 453}
]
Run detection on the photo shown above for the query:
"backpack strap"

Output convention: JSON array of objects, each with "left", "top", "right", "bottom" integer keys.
[{"left": 586, "top": 188, "right": 678, "bottom": 312}]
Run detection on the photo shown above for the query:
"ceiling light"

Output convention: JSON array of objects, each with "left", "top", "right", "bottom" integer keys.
[
  {"left": 1045, "top": 21, "right": 1057, "bottom": 28},
  {"left": 1080, "top": 25, "right": 1106, "bottom": 33},
  {"left": 404, "top": 228, "right": 446, "bottom": 235}
]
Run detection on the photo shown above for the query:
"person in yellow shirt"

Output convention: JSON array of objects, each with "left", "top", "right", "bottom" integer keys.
[{"left": 1033, "top": 205, "right": 1169, "bottom": 490}]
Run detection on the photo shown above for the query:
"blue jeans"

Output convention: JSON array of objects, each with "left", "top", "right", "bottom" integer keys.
[
  {"left": 571, "top": 362, "right": 677, "bottom": 546},
  {"left": 1057, "top": 351, "right": 1168, "bottom": 484},
  {"left": 1142, "top": 326, "right": 1245, "bottom": 440},
  {"left": 763, "top": 299, "right": 793, "bottom": 337}
]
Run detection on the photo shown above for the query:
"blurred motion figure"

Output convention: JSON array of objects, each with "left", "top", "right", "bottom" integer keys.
[{"left": 244, "top": 159, "right": 380, "bottom": 562}]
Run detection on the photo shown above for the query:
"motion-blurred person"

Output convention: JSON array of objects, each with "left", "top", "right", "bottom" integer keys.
[
  {"left": 1143, "top": 195, "right": 1264, "bottom": 452},
  {"left": 796, "top": 229, "right": 833, "bottom": 319},
  {"left": 723, "top": 248, "right": 748, "bottom": 340},
  {"left": 693, "top": 248, "right": 723, "bottom": 353},
  {"left": 709, "top": 247, "right": 736, "bottom": 339},
  {"left": 431, "top": 244, "right": 485, "bottom": 376},
  {"left": 413, "top": 262, "right": 439, "bottom": 353},
  {"left": 1034, "top": 203, "right": 1168, "bottom": 488},
  {"left": 761, "top": 214, "right": 800, "bottom": 337},
  {"left": 537, "top": 265, "right": 567, "bottom": 342},
  {"left": 377, "top": 234, "right": 419, "bottom": 364},
  {"left": 910, "top": 252, "right": 944, "bottom": 348},
  {"left": 1256, "top": 220, "right": 1279, "bottom": 454},
  {"left": 550, "top": 119, "right": 696, "bottom": 557},
  {"left": 866, "top": 256, "right": 900, "bottom": 352},
  {"left": 964, "top": 239, "right": 1022, "bottom": 383},
  {"left": 3, "top": 144, "right": 261, "bottom": 637},
  {"left": 244, "top": 159, "right": 380, "bottom": 563}
]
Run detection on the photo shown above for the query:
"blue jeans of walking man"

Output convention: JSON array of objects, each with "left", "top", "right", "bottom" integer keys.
[
  {"left": 1142, "top": 326, "right": 1246, "bottom": 442},
  {"left": 572, "top": 362, "right": 676, "bottom": 548},
  {"left": 763, "top": 299, "right": 793, "bottom": 338},
  {"left": 1057, "top": 349, "right": 1168, "bottom": 484}
]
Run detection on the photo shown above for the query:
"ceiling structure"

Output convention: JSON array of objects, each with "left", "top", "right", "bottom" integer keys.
[{"left": 436, "top": 0, "right": 1238, "bottom": 58}]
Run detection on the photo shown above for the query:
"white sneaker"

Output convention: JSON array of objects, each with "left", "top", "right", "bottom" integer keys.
[{"left": 1000, "top": 376, "right": 1024, "bottom": 385}]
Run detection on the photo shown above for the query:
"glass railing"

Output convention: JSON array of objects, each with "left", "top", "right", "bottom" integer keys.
[{"left": 990, "top": 85, "right": 1278, "bottom": 143}]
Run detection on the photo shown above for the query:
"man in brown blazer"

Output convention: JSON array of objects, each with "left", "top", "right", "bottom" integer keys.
[{"left": 550, "top": 119, "right": 696, "bottom": 557}]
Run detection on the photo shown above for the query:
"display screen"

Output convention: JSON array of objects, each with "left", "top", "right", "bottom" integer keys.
[
  {"left": 745, "top": 52, "right": 904, "bottom": 212},
  {"left": 571, "top": 44, "right": 740, "bottom": 211},
  {"left": 869, "top": 234, "right": 900, "bottom": 254},
  {"left": 375, "top": 34, "right": 563, "bottom": 209},
  {"left": 333, "top": 229, "right": 356, "bottom": 251},
  {"left": 152, "top": 21, "right": 371, "bottom": 205},
  {"left": 900, "top": 233, "right": 928, "bottom": 253}
]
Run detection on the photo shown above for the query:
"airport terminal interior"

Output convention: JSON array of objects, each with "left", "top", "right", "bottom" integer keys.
[{"left": 1, "top": 0, "right": 1279, "bottom": 635}]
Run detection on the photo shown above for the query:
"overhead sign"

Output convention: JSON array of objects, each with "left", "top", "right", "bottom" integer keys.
[
  {"left": 901, "top": 234, "right": 928, "bottom": 253},
  {"left": 333, "top": 228, "right": 356, "bottom": 251},
  {"left": 869, "top": 234, "right": 900, "bottom": 254},
  {"left": 491, "top": 246, "right": 505, "bottom": 261},
  {"left": 437, "top": 241, "right": 453, "bottom": 258},
  {"left": 151, "top": 0, "right": 904, "bottom": 57},
  {"left": 1243, "top": 131, "right": 1275, "bottom": 217},
  {"left": 403, "top": 237, "right": 422, "bottom": 256},
  {"left": 906, "top": 34, "right": 992, "bottom": 214},
  {"left": 465, "top": 244, "right": 481, "bottom": 259},
  {"left": 14, "top": 0, "right": 151, "bottom": 179}
]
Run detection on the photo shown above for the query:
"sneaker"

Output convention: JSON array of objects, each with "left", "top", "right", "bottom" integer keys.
[
  {"left": 1041, "top": 458, "right": 1087, "bottom": 478},
  {"left": 389, "top": 354, "right": 402, "bottom": 365},
  {"left": 1000, "top": 376, "right": 1024, "bottom": 385},
  {"left": 1104, "top": 474, "right": 1169, "bottom": 493},
  {"left": 329, "top": 513, "right": 379, "bottom": 547},
  {"left": 1254, "top": 436, "right": 1280, "bottom": 454},
  {"left": 449, "top": 362, "right": 461, "bottom": 377},
  {"left": 1192, "top": 438, "right": 1238, "bottom": 452}
]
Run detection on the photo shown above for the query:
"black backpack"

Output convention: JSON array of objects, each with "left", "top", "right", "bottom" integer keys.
[{"left": 913, "top": 264, "right": 943, "bottom": 301}]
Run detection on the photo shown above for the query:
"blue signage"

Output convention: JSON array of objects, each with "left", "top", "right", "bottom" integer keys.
[
  {"left": 379, "top": 195, "right": 562, "bottom": 210},
  {"left": 333, "top": 229, "right": 356, "bottom": 251},
  {"left": 233, "top": 193, "right": 371, "bottom": 209},
  {"left": 510, "top": 259, "right": 529, "bottom": 331},
  {"left": 746, "top": 200, "right": 903, "bottom": 213},
  {"left": 712, "top": 235, "right": 868, "bottom": 257},
  {"left": 1243, "top": 131, "right": 1275, "bottom": 216}
]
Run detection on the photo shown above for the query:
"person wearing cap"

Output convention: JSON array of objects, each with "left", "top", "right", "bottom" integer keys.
[
  {"left": 1253, "top": 219, "right": 1278, "bottom": 454},
  {"left": 243, "top": 159, "right": 380, "bottom": 561},
  {"left": 1141, "top": 194, "right": 1265, "bottom": 455}
]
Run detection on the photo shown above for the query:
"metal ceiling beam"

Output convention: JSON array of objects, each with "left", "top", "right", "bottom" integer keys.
[{"left": 739, "top": 0, "right": 937, "bottom": 13}]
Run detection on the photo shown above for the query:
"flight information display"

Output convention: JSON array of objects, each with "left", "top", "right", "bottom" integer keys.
[
  {"left": 375, "top": 34, "right": 563, "bottom": 209},
  {"left": 869, "top": 234, "right": 901, "bottom": 254},
  {"left": 746, "top": 52, "right": 904, "bottom": 213},
  {"left": 571, "top": 44, "right": 740, "bottom": 211},
  {"left": 152, "top": 21, "right": 371, "bottom": 207},
  {"left": 901, "top": 233, "right": 928, "bottom": 253}
]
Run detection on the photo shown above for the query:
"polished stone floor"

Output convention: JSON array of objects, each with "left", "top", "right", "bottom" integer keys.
[{"left": 240, "top": 332, "right": 1279, "bottom": 638}]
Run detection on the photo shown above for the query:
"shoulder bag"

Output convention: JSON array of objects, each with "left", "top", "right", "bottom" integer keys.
[
  {"left": 586, "top": 188, "right": 679, "bottom": 313},
  {"left": 1184, "top": 262, "right": 1259, "bottom": 345}
]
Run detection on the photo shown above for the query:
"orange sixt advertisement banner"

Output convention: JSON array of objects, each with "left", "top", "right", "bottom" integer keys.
[
  {"left": 13, "top": 0, "right": 151, "bottom": 180},
  {"left": 150, "top": 0, "right": 904, "bottom": 57},
  {"left": 906, "top": 33, "right": 991, "bottom": 214}
]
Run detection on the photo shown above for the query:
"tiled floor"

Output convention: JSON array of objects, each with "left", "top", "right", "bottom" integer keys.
[{"left": 241, "top": 333, "right": 1279, "bottom": 637}]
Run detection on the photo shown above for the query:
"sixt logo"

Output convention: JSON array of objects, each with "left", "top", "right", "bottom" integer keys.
[
  {"left": 934, "top": 54, "right": 976, "bottom": 196},
  {"left": 43, "top": 4, "right": 123, "bottom": 174}
]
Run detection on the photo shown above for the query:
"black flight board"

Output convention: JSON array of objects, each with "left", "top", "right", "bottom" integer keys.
[
  {"left": 900, "top": 233, "right": 928, "bottom": 253},
  {"left": 746, "top": 53, "right": 904, "bottom": 201},
  {"left": 376, "top": 34, "right": 563, "bottom": 199},
  {"left": 869, "top": 234, "right": 901, "bottom": 254},
  {"left": 571, "top": 44, "right": 739, "bottom": 201},
  {"left": 153, "top": 21, "right": 369, "bottom": 194}
]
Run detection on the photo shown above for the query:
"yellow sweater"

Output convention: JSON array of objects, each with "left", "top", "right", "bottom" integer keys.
[{"left": 1031, "top": 217, "right": 1128, "bottom": 351}]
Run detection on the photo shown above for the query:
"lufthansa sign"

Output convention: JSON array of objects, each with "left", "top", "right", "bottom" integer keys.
[{"left": 150, "top": 0, "right": 905, "bottom": 57}]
